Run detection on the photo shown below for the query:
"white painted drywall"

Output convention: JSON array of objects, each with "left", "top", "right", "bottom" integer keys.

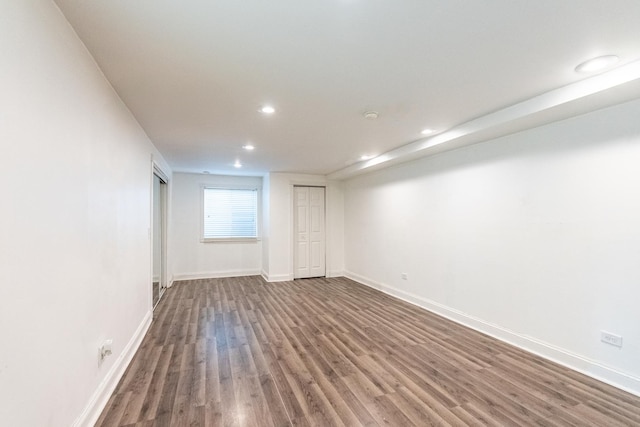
[
  {"left": 0, "top": 2, "right": 171, "bottom": 425},
  {"left": 261, "top": 173, "right": 272, "bottom": 278},
  {"left": 327, "top": 181, "right": 345, "bottom": 277},
  {"left": 171, "top": 173, "right": 263, "bottom": 280},
  {"left": 262, "top": 173, "right": 344, "bottom": 281},
  {"left": 344, "top": 98, "right": 640, "bottom": 394}
]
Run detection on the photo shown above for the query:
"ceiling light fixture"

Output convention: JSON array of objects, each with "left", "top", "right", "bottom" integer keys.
[
  {"left": 360, "top": 154, "right": 375, "bottom": 161},
  {"left": 234, "top": 161, "right": 242, "bottom": 168},
  {"left": 421, "top": 128, "right": 434, "bottom": 135},
  {"left": 243, "top": 144, "right": 255, "bottom": 151},
  {"left": 260, "top": 105, "right": 275, "bottom": 114},
  {"left": 363, "top": 111, "right": 379, "bottom": 120},
  {"left": 575, "top": 55, "right": 619, "bottom": 74}
]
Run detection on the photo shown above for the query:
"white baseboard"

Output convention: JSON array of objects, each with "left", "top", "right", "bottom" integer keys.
[
  {"left": 345, "top": 271, "right": 640, "bottom": 397},
  {"left": 73, "top": 311, "right": 153, "bottom": 427},
  {"left": 260, "top": 270, "right": 271, "bottom": 283},
  {"left": 261, "top": 271, "right": 343, "bottom": 281},
  {"left": 259, "top": 269, "right": 345, "bottom": 282},
  {"left": 261, "top": 272, "right": 294, "bottom": 282},
  {"left": 172, "top": 269, "right": 261, "bottom": 281},
  {"left": 326, "top": 270, "right": 345, "bottom": 278}
]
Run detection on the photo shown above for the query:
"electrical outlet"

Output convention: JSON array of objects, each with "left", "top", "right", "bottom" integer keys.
[
  {"left": 401, "top": 273, "right": 408, "bottom": 280},
  {"left": 601, "top": 331, "right": 623, "bottom": 348}
]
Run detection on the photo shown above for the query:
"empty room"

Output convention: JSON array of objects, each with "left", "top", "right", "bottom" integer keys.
[{"left": 2, "top": 1, "right": 640, "bottom": 426}]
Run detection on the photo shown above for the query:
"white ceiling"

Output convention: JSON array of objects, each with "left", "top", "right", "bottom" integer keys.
[{"left": 53, "top": 0, "right": 640, "bottom": 178}]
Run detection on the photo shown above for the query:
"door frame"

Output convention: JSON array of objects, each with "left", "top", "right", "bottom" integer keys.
[
  {"left": 292, "top": 184, "right": 326, "bottom": 279},
  {"left": 151, "top": 159, "right": 170, "bottom": 310}
]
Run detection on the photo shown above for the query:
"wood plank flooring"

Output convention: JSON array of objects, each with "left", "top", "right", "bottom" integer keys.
[{"left": 96, "top": 276, "right": 640, "bottom": 426}]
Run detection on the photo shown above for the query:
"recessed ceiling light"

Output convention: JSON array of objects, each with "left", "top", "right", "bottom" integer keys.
[
  {"left": 260, "top": 105, "right": 275, "bottom": 114},
  {"left": 363, "top": 111, "right": 379, "bottom": 120},
  {"left": 202, "top": 171, "right": 210, "bottom": 174},
  {"left": 360, "top": 154, "right": 375, "bottom": 161},
  {"left": 421, "top": 128, "right": 434, "bottom": 135},
  {"left": 234, "top": 161, "right": 242, "bottom": 168},
  {"left": 243, "top": 144, "right": 255, "bottom": 151},
  {"left": 575, "top": 55, "right": 619, "bottom": 74}
]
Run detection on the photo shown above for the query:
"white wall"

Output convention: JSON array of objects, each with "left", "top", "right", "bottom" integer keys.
[
  {"left": 262, "top": 173, "right": 344, "bottom": 281},
  {"left": 0, "top": 1, "right": 171, "bottom": 426},
  {"left": 262, "top": 173, "right": 272, "bottom": 276},
  {"left": 171, "top": 173, "right": 262, "bottom": 280},
  {"left": 344, "top": 98, "right": 640, "bottom": 395},
  {"left": 327, "top": 181, "right": 345, "bottom": 277}
]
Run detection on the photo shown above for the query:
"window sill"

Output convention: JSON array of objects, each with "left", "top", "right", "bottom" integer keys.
[{"left": 201, "top": 237, "right": 260, "bottom": 243}]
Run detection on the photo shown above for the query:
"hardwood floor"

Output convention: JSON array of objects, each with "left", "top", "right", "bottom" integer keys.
[{"left": 96, "top": 276, "right": 640, "bottom": 426}]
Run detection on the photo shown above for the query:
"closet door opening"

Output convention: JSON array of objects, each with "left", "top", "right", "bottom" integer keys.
[
  {"left": 294, "top": 186, "right": 325, "bottom": 279},
  {"left": 152, "top": 170, "right": 168, "bottom": 309}
]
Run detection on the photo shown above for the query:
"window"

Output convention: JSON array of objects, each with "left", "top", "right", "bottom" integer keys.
[{"left": 202, "top": 187, "right": 258, "bottom": 241}]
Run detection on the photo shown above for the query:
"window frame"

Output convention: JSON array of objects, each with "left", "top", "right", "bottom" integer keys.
[{"left": 200, "top": 184, "right": 261, "bottom": 243}]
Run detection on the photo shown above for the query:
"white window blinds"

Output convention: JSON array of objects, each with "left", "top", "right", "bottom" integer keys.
[{"left": 203, "top": 187, "right": 258, "bottom": 239}]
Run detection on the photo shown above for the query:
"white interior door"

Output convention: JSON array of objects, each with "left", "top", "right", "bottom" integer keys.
[{"left": 294, "top": 186, "right": 325, "bottom": 279}]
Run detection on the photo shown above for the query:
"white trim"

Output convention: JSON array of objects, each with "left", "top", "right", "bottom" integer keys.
[
  {"left": 326, "top": 270, "right": 345, "bottom": 278},
  {"left": 152, "top": 163, "right": 169, "bottom": 183},
  {"left": 172, "top": 269, "right": 262, "bottom": 281},
  {"left": 289, "top": 183, "right": 328, "bottom": 280},
  {"left": 151, "top": 157, "right": 170, "bottom": 308},
  {"left": 72, "top": 311, "right": 153, "bottom": 427},
  {"left": 292, "top": 185, "right": 327, "bottom": 280},
  {"left": 263, "top": 273, "right": 294, "bottom": 282},
  {"left": 287, "top": 177, "right": 327, "bottom": 187},
  {"left": 344, "top": 271, "right": 640, "bottom": 397}
]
